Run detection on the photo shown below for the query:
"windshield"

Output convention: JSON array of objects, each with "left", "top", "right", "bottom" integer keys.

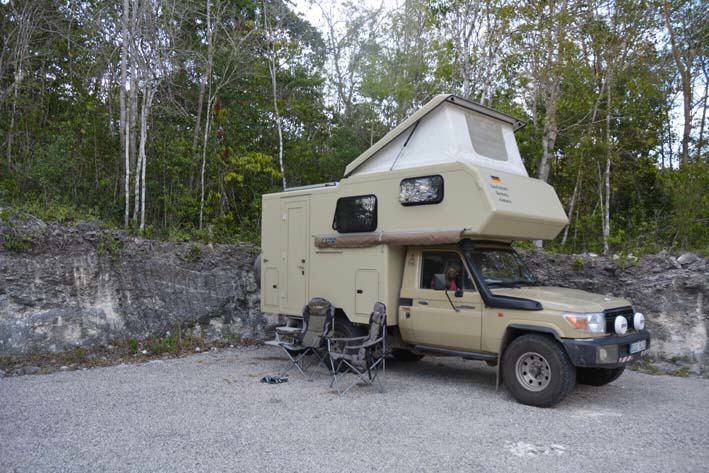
[{"left": 467, "top": 248, "right": 537, "bottom": 287}]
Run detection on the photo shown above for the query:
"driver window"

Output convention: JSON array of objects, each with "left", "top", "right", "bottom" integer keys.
[{"left": 420, "top": 252, "right": 474, "bottom": 291}]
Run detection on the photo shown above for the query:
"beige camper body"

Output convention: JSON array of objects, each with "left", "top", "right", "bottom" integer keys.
[
  {"left": 260, "top": 161, "right": 567, "bottom": 323},
  {"left": 260, "top": 94, "right": 650, "bottom": 407}
]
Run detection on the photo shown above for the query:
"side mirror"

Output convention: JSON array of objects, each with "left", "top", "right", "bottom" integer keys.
[
  {"left": 455, "top": 287, "right": 464, "bottom": 298},
  {"left": 432, "top": 274, "right": 446, "bottom": 291}
]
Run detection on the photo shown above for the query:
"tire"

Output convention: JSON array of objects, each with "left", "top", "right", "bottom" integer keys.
[
  {"left": 502, "top": 334, "right": 576, "bottom": 408},
  {"left": 333, "top": 316, "right": 366, "bottom": 340},
  {"left": 392, "top": 349, "right": 424, "bottom": 362},
  {"left": 253, "top": 254, "right": 262, "bottom": 288},
  {"left": 328, "top": 317, "right": 366, "bottom": 372},
  {"left": 576, "top": 366, "right": 625, "bottom": 386}
]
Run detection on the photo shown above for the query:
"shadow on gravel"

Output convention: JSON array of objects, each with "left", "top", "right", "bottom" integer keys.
[{"left": 384, "top": 357, "right": 497, "bottom": 392}]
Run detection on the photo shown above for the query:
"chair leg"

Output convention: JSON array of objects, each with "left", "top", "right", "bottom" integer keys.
[
  {"left": 279, "top": 348, "right": 313, "bottom": 379},
  {"left": 307, "top": 350, "right": 330, "bottom": 382}
]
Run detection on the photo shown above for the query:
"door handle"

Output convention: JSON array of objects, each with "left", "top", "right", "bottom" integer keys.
[
  {"left": 459, "top": 305, "right": 476, "bottom": 310},
  {"left": 418, "top": 300, "right": 429, "bottom": 305}
]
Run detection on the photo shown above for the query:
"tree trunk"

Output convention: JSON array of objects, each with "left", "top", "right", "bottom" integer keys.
[
  {"left": 264, "top": 0, "right": 286, "bottom": 189},
  {"left": 199, "top": 97, "right": 213, "bottom": 230},
  {"left": 462, "top": 34, "right": 471, "bottom": 99},
  {"left": 561, "top": 167, "right": 582, "bottom": 246},
  {"left": 7, "top": 65, "right": 19, "bottom": 169},
  {"left": 191, "top": 76, "right": 206, "bottom": 191},
  {"left": 602, "top": 74, "right": 613, "bottom": 255},
  {"left": 129, "top": 0, "right": 139, "bottom": 178},
  {"left": 662, "top": 2, "right": 692, "bottom": 165},
  {"left": 121, "top": 0, "right": 130, "bottom": 227},
  {"left": 697, "top": 69, "right": 707, "bottom": 158},
  {"left": 139, "top": 88, "right": 154, "bottom": 231},
  {"left": 198, "top": 0, "right": 214, "bottom": 230},
  {"left": 125, "top": 110, "right": 130, "bottom": 227},
  {"left": 133, "top": 89, "right": 145, "bottom": 225}
]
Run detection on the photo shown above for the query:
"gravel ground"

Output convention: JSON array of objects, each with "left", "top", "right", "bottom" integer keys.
[{"left": 1, "top": 345, "right": 707, "bottom": 473}]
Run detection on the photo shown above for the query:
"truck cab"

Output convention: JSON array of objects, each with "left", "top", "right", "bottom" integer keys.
[{"left": 394, "top": 241, "right": 650, "bottom": 406}]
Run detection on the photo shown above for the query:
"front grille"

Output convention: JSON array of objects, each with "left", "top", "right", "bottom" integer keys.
[{"left": 604, "top": 306, "right": 635, "bottom": 333}]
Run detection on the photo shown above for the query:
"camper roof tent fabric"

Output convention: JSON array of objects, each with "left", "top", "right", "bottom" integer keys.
[{"left": 346, "top": 95, "right": 528, "bottom": 178}]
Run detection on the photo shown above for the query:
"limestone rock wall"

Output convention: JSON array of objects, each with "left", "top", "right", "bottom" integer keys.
[{"left": 0, "top": 215, "right": 267, "bottom": 355}]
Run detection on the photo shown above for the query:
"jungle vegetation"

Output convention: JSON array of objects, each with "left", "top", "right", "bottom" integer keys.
[{"left": 0, "top": 0, "right": 707, "bottom": 254}]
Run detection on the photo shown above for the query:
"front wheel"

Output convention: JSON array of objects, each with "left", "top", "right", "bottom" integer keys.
[
  {"left": 502, "top": 334, "right": 576, "bottom": 408},
  {"left": 576, "top": 366, "right": 625, "bottom": 386}
]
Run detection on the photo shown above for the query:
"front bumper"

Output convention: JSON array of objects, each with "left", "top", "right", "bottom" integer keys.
[{"left": 562, "top": 330, "right": 651, "bottom": 368}]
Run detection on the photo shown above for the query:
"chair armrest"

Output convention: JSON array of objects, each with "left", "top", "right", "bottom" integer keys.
[
  {"left": 275, "top": 326, "right": 302, "bottom": 334},
  {"left": 340, "top": 337, "right": 383, "bottom": 350},
  {"left": 325, "top": 335, "right": 368, "bottom": 343}
]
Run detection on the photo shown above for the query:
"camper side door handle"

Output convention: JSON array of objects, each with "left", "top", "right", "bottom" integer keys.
[{"left": 418, "top": 300, "right": 429, "bottom": 305}]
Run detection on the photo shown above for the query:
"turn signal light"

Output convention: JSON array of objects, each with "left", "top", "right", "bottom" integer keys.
[
  {"left": 562, "top": 312, "right": 606, "bottom": 333},
  {"left": 564, "top": 314, "right": 588, "bottom": 330}
]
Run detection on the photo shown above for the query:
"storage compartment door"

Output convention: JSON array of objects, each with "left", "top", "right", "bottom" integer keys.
[
  {"left": 263, "top": 268, "right": 279, "bottom": 307},
  {"left": 355, "top": 270, "right": 379, "bottom": 315}
]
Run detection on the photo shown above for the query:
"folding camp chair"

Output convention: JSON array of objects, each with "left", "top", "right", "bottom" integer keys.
[
  {"left": 265, "top": 297, "right": 335, "bottom": 379},
  {"left": 326, "top": 302, "right": 386, "bottom": 395}
]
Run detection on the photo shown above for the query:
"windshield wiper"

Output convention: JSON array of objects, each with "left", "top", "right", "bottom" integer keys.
[
  {"left": 487, "top": 279, "right": 539, "bottom": 288},
  {"left": 486, "top": 281, "right": 522, "bottom": 288}
]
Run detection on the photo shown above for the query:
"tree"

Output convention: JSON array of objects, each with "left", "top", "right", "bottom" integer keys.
[{"left": 660, "top": 0, "right": 705, "bottom": 165}]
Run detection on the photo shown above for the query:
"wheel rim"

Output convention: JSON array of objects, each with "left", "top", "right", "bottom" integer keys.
[{"left": 515, "top": 352, "right": 551, "bottom": 392}]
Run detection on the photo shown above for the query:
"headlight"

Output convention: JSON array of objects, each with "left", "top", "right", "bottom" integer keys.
[
  {"left": 633, "top": 312, "right": 645, "bottom": 331},
  {"left": 563, "top": 312, "right": 606, "bottom": 333},
  {"left": 614, "top": 316, "right": 628, "bottom": 335}
]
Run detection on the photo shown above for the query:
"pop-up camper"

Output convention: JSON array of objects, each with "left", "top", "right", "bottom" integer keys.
[{"left": 260, "top": 94, "right": 649, "bottom": 407}]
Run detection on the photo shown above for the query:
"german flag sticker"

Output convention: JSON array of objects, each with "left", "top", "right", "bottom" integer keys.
[{"left": 490, "top": 175, "right": 502, "bottom": 183}]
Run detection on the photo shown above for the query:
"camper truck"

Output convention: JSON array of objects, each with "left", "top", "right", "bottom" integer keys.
[{"left": 259, "top": 94, "right": 650, "bottom": 407}]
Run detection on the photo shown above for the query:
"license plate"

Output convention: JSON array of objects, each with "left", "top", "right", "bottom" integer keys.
[{"left": 629, "top": 340, "right": 646, "bottom": 354}]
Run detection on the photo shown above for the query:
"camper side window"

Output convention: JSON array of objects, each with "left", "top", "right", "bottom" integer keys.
[
  {"left": 465, "top": 111, "right": 508, "bottom": 162},
  {"left": 400, "top": 175, "right": 444, "bottom": 206},
  {"left": 332, "top": 195, "right": 377, "bottom": 233}
]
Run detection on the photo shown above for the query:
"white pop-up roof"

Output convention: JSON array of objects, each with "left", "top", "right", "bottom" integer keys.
[{"left": 344, "top": 95, "right": 528, "bottom": 178}]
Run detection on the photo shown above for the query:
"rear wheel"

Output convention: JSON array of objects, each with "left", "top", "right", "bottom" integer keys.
[
  {"left": 576, "top": 366, "right": 625, "bottom": 386},
  {"left": 391, "top": 349, "right": 424, "bottom": 362},
  {"left": 328, "top": 317, "right": 366, "bottom": 372},
  {"left": 332, "top": 316, "right": 366, "bottom": 341},
  {"left": 502, "top": 334, "right": 576, "bottom": 408}
]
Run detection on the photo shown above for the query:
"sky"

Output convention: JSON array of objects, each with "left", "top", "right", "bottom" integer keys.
[{"left": 293, "top": 0, "right": 396, "bottom": 32}]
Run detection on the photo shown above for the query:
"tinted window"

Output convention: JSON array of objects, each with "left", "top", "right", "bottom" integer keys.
[
  {"left": 332, "top": 195, "right": 377, "bottom": 233},
  {"left": 420, "top": 251, "right": 474, "bottom": 290},
  {"left": 400, "top": 175, "right": 444, "bottom": 206}
]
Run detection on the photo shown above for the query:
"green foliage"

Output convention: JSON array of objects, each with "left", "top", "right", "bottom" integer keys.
[
  {"left": 96, "top": 237, "right": 123, "bottom": 262},
  {"left": 670, "top": 366, "right": 690, "bottom": 378},
  {"left": 126, "top": 339, "right": 139, "bottom": 354},
  {"left": 0, "top": 0, "right": 705, "bottom": 254},
  {"left": 184, "top": 244, "right": 202, "bottom": 262},
  {"left": 573, "top": 258, "right": 585, "bottom": 272},
  {"left": 1, "top": 232, "right": 34, "bottom": 252}
]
